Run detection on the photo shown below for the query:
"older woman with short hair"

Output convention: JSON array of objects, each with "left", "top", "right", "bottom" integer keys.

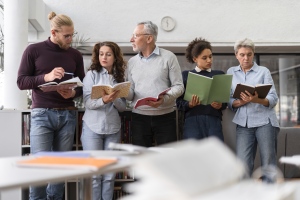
[{"left": 227, "top": 38, "right": 279, "bottom": 182}]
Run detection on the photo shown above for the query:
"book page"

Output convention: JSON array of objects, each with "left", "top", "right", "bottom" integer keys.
[
  {"left": 91, "top": 81, "right": 131, "bottom": 99},
  {"left": 184, "top": 72, "right": 212, "bottom": 105},
  {"left": 60, "top": 77, "right": 83, "bottom": 86},
  {"left": 39, "top": 83, "right": 78, "bottom": 92},
  {"left": 38, "top": 77, "right": 83, "bottom": 92},
  {"left": 208, "top": 74, "right": 232, "bottom": 104},
  {"left": 233, "top": 83, "right": 256, "bottom": 99}
]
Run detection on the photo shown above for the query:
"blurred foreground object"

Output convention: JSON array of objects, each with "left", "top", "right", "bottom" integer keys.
[{"left": 122, "top": 138, "right": 295, "bottom": 200}]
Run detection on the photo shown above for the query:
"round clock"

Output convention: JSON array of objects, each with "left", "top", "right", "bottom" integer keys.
[{"left": 161, "top": 16, "right": 176, "bottom": 32}]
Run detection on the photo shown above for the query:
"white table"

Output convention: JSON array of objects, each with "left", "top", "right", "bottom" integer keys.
[{"left": 0, "top": 150, "right": 134, "bottom": 200}]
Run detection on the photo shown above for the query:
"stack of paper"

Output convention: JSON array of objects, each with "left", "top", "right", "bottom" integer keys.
[{"left": 121, "top": 138, "right": 295, "bottom": 200}]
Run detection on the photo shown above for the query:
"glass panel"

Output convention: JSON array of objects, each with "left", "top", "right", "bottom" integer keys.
[{"left": 260, "top": 55, "right": 300, "bottom": 127}]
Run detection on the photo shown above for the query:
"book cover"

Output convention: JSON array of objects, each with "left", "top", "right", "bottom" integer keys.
[
  {"left": 17, "top": 156, "right": 117, "bottom": 171},
  {"left": 133, "top": 88, "right": 171, "bottom": 109},
  {"left": 38, "top": 77, "right": 84, "bottom": 92},
  {"left": 91, "top": 81, "right": 131, "bottom": 99},
  {"left": 183, "top": 72, "right": 232, "bottom": 105},
  {"left": 233, "top": 83, "right": 272, "bottom": 99}
]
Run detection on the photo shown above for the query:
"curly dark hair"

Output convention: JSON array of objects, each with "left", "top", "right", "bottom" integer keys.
[
  {"left": 185, "top": 38, "right": 212, "bottom": 63},
  {"left": 88, "top": 41, "right": 127, "bottom": 83}
]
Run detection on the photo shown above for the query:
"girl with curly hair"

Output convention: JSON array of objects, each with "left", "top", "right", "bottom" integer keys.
[
  {"left": 176, "top": 38, "right": 227, "bottom": 141},
  {"left": 81, "top": 41, "right": 127, "bottom": 200}
]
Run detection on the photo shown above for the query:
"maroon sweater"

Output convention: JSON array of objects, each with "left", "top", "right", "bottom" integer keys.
[{"left": 17, "top": 38, "right": 85, "bottom": 108}]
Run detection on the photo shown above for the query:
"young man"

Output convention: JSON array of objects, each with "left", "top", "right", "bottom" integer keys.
[
  {"left": 17, "top": 12, "right": 85, "bottom": 200},
  {"left": 126, "top": 21, "right": 184, "bottom": 147}
]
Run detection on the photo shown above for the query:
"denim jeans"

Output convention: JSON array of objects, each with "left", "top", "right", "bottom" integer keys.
[
  {"left": 29, "top": 108, "right": 76, "bottom": 200},
  {"left": 131, "top": 111, "right": 177, "bottom": 147},
  {"left": 236, "top": 122, "right": 279, "bottom": 179},
  {"left": 81, "top": 121, "right": 120, "bottom": 200},
  {"left": 183, "top": 115, "right": 224, "bottom": 141}
]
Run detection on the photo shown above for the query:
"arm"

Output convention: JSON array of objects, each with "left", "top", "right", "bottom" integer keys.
[
  {"left": 83, "top": 71, "right": 106, "bottom": 110},
  {"left": 17, "top": 46, "right": 46, "bottom": 90},
  {"left": 125, "top": 64, "right": 135, "bottom": 101},
  {"left": 72, "top": 53, "right": 85, "bottom": 98},
  {"left": 113, "top": 98, "right": 127, "bottom": 112},
  {"left": 162, "top": 54, "right": 184, "bottom": 105},
  {"left": 176, "top": 71, "right": 191, "bottom": 111}
]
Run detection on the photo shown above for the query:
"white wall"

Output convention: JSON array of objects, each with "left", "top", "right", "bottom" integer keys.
[{"left": 35, "top": 0, "right": 300, "bottom": 53}]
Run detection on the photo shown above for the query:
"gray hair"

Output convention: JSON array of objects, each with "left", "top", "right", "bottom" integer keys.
[
  {"left": 234, "top": 38, "right": 255, "bottom": 54},
  {"left": 137, "top": 21, "right": 158, "bottom": 42}
]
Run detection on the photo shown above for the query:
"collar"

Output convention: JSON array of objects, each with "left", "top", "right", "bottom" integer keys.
[
  {"left": 195, "top": 66, "right": 211, "bottom": 72},
  {"left": 233, "top": 62, "right": 259, "bottom": 72},
  {"left": 138, "top": 46, "right": 160, "bottom": 59},
  {"left": 46, "top": 37, "right": 66, "bottom": 51}
]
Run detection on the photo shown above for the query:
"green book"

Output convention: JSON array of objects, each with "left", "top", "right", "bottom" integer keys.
[{"left": 183, "top": 72, "right": 233, "bottom": 105}]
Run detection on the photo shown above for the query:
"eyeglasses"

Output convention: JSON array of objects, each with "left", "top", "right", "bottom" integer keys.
[
  {"left": 132, "top": 33, "right": 151, "bottom": 39},
  {"left": 55, "top": 30, "right": 78, "bottom": 40}
]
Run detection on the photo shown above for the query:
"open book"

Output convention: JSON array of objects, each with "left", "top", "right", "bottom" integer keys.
[
  {"left": 183, "top": 72, "right": 232, "bottom": 105},
  {"left": 133, "top": 88, "right": 171, "bottom": 109},
  {"left": 91, "top": 81, "right": 131, "bottom": 99},
  {"left": 233, "top": 83, "right": 272, "bottom": 99},
  {"left": 16, "top": 151, "right": 117, "bottom": 171},
  {"left": 38, "top": 77, "right": 83, "bottom": 92}
]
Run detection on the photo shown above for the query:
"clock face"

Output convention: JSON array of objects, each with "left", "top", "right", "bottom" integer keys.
[{"left": 161, "top": 16, "right": 175, "bottom": 31}]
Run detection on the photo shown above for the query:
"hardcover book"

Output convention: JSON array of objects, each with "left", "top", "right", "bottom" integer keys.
[
  {"left": 233, "top": 83, "right": 272, "bottom": 99},
  {"left": 134, "top": 88, "right": 171, "bottom": 109},
  {"left": 91, "top": 81, "right": 131, "bottom": 99},
  {"left": 183, "top": 72, "right": 232, "bottom": 105},
  {"left": 38, "top": 77, "right": 83, "bottom": 92}
]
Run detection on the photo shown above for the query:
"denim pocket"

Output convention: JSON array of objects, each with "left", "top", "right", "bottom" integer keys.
[
  {"left": 31, "top": 108, "right": 47, "bottom": 117},
  {"left": 68, "top": 110, "right": 76, "bottom": 118}
]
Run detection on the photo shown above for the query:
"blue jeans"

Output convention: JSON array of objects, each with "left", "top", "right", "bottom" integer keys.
[
  {"left": 29, "top": 108, "right": 76, "bottom": 200},
  {"left": 81, "top": 121, "right": 121, "bottom": 200},
  {"left": 131, "top": 111, "right": 177, "bottom": 147},
  {"left": 236, "top": 123, "right": 279, "bottom": 180},
  {"left": 183, "top": 115, "right": 224, "bottom": 141}
]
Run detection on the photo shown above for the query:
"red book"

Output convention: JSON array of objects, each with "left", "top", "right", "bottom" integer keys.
[{"left": 134, "top": 88, "right": 171, "bottom": 109}]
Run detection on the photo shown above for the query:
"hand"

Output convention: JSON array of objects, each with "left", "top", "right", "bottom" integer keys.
[
  {"left": 146, "top": 94, "right": 164, "bottom": 108},
  {"left": 57, "top": 89, "right": 75, "bottom": 99},
  {"left": 101, "top": 90, "right": 120, "bottom": 104},
  {"left": 211, "top": 101, "right": 222, "bottom": 109},
  {"left": 44, "top": 67, "right": 65, "bottom": 82},
  {"left": 240, "top": 90, "right": 258, "bottom": 103},
  {"left": 189, "top": 94, "right": 200, "bottom": 108}
]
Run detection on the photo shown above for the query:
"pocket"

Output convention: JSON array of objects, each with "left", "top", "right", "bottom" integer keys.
[
  {"left": 31, "top": 108, "right": 47, "bottom": 118},
  {"left": 68, "top": 110, "right": 77, "bottom": 118}
]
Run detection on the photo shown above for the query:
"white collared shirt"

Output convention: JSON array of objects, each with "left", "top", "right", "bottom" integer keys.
[{"left": 195, "top": 66, "right": 212, "bottom": 72}]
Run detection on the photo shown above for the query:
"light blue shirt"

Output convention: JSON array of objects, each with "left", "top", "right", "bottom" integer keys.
[
  {"left": 82, "top": 68, "right": 126, "bottom": 134},
  {"left": 227, "top": 62, "right": 279, "bottom": 128}
]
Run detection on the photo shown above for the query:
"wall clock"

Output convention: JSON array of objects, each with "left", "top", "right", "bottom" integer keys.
[{"left": 161, "top": 16, "right": 176, "bottom": 32}]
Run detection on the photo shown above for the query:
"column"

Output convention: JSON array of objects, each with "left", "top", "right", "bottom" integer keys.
[{"left": 3, "top": 0, "right": 28, "bottom": 109}]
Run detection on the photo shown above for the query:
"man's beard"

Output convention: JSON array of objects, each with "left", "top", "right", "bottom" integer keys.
[{"left": 56, "top": 38, "right": 70, "bottom": 50}]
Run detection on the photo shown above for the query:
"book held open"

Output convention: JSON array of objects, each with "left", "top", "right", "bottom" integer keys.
[
  {"left": 91, "top": 81, "right": 131, "bottom": 99},
  {"left": 233, "top": 83, "right": 272, "bottom": 99},
  {"left": 133, "top": 88, "right": 171, "bottom": 109},
  {"left": 184, "top": 72, "right": 232, "bottom": 105},
  {"left": 38, "top": 77, "right": 83, "bottom": 92}
]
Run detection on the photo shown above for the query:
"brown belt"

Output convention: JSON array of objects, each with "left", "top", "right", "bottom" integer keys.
[{"left": 51, "top": 107, "right": 78, "bottom": 111}]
